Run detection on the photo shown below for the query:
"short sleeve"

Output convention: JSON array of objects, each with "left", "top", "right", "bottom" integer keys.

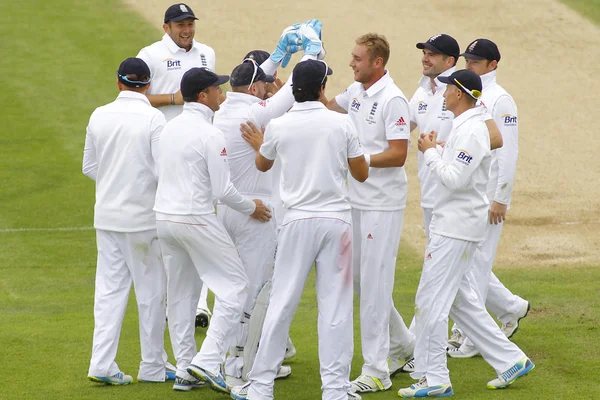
[
  {"left": 259, "top": 124, "right": 278, "bottom": 160},
  {"left": 382, "top": 96, "right": 411, "bottom": 141},
  {"left": 409, "top": 90, "right": 419, "bottom": 124},
  {"left": 345, "top": 117, "right": 363, "bottom": 158},
  {"left": 335, "top": 85, "right": 352, "bottom": 112}
]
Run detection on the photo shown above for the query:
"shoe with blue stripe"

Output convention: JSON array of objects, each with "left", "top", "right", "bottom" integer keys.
[
  {"left": 487, "top": 357, "right": 534, "bottom": 389},
  {"left": 187, "top": 364, "right": 230, "bottom": 393},
  {"left": 398, "top": 377, "right": 453, "bottom": 398},
  {"left": 88, "top": 371, "right": 133, "bottom": 385}
]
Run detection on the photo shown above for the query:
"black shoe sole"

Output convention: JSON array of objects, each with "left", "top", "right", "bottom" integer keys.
[
  {"left": 507, "top": 302, "right": 531, "bottom": 339},
  {"left": 195, "top": 314, "right": 209, "bottom": 328}
]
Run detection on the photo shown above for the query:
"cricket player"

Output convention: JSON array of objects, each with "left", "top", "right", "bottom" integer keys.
[
  {"left": 136, "top": 2, "right": 215, "bottom": 326},
  {"left": 406, "top": 34, "right": 505, "bottom": 360},
  {"left": 213, "top": 21, "right": 324, "bottom": 385},
  {"left": 231, "top": 58, "right": 368, "bottom": 400},
  {"left": 327, "top": 33, "right": 415, "bottom": 393},
  {"left": 447, "top": 39, "right": 530, "bottom": 358},
  {"left": 154, "top": 67, "right": 272, "bottom": 393},
  {"left": 397, "top": 69, "right": 534, "bottom": 398},
  {"left": 83, "top": 57, "right": 172, "bottom": 385}
]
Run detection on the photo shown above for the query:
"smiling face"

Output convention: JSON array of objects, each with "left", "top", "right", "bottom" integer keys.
[
  {"left": 200, "top": 85, "right": 223, "bottom": 112},
  {"left": 163, "top": 18, "right": 195, "bottom": 51},
  {"left": 421, "top": 49, "right": 454, "bottom": 78},
  {"left": 350, "top": 44, "right": 378, "bottom": 84}
]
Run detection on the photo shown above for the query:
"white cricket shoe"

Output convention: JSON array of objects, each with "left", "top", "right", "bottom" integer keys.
[
  {"left": 447, "top": 342, "right": 479, "bottom": 358},
  {"left": 501, "top": 302, "right": 530, "bottom": 338},
  {"left": 487, "top": 357, "right": 534, "bottom": 389},
  {"left": 226, "top": 375, "right": 246, "bottom": 387},
  {"left": 275, "top": 365, "right": 292, "bottom": 379},
  {"left": 230, "top": 382, "right": 250, "bottom": 399},
  {"left": 398, "top": 377, "right": 454, "bottom": 398},
  {"left": 284, "top": 337, "right": 297, "bottom": 359},
  {"left": 88, "top": 371, "right": 133, "bottom": 385},
  {"left": 447, "top": 329, "right": 464, "bottom": 350},
  {"left": 348, "top": 391, "right": 362, "bottom": 399},
  {"left": 350, "top": 374, "right": 392, "bottom": 393},
  {"left": 173, "top": 371, "right": 207, "bottom": 391},
  {"left": 401, "top": 357, "right": 415, "bottom": 373}
]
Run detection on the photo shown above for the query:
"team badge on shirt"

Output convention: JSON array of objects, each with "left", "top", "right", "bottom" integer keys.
[
  {"left": 164, "top": 58, "right": 182, "bottom": 71},
  {"left": 502, "top": 114, "right": 518, "bottom": 126},
  {"left": 456, "top": 149, "right": 472, "bottom": 165}
]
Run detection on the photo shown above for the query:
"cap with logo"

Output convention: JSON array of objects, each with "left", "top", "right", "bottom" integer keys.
[
  {"left": 243, "top": 50, "right": 270, "bottom": 66},
  {"left": 164, "top": 3, "right": 198, "bottom": 23},
  {"left": 291, "top": 59, "right": 333, "bottom": 90},
  {"left": 117, "top": 57, "right": 151, "bottom": 88},
  {"left": 437, "top": 69, "right": 482, "bottom": 100},
  {"left": 230, "top": 60, "right": 275, "bottom": 87},
  {"left": 181, "top": 67, "right": 229, "bottom": 98},
  {"left": 416, "top": 34, "right": 460, "bottom": 60},
  {"left": 460, "top": 38, "right": 501, "bottom": 62}
]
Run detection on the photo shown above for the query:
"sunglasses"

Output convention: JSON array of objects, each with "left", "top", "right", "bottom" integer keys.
[
  {"left": 117, "top": 72, "right": 151, "bottom": 86},
  {"left": 453, "top": 78, "right": 481, "bottom": 100},
  {"left": 242, "top": 58, "right": 260, "bottom": 90}
]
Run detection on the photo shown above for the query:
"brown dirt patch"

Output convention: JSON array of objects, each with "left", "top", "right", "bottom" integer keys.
[{"left": 124, "top": 0, "right": 600, "bottom": 268}]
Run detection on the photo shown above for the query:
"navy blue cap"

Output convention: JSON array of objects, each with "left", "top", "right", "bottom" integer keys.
[
  {"left": 117, "top": 57, "right": 151, "bottom": 88},
  {"left": 230, "top": 61, "right": 275, "bottom": 87},
  {"left": 461, "top": 39, "right": 501, "bottom": 62},
  {"left": 164, "top": 3, "right": 197, "bottom": 23},
  {"left": 438, "top": 69, "right": 482, "bottom": 100},
  {"left": 417, "top": 34, "right": 460, "bottom": 60},
  {"left": 292, "top": 59, "right": 333, "bottom": 90},
  {"left": 181, "top": 68, "right": 229, "bottom": 98},
  {"left": 243, "top": 50, "right": 270, "bottom": 66}
]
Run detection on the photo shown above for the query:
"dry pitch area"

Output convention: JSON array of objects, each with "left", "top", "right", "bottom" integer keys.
[{"left": 125, "top": 0, "right": 600, "bottom": 268}]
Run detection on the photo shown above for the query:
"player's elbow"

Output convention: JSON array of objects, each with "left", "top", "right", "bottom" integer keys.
[
  {"left": 255, "top": 154, "right": 273, "bottom": 172},
  {"left": 82, "top": 166, "right": 97, "bottom": 181}
]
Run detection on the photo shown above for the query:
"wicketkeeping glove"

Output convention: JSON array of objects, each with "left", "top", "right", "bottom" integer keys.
[
  {"left": 299, "top": 19, "right": 324, "bottom": 57},
  {"left": 270, "top": 24, "right": 302, "bottom": 68}
]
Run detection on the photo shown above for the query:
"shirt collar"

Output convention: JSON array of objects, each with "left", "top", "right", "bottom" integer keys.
[
  {"left": 289, "top": 101, "right": 327, "bottom": 112},
  {"left": 183, "top": 102, "right": 214, "bottom": 121},
  {"left": 480, "top": 70, "right": 497, "bottom": 90},
  {"left": 117, "top": 90, "right": 151, "bottom": 105},
  {"left": 222, "top": 91, "right": 262, "bottom": 106},
  {"left": 418, "top": 66, "right": 456, "bottom": 93},
  {"left": 363, "top": 71, "right": 393, "bottom": 97},
  {"left": 452, "top": 106, "right": 485, "bottom": 129},
  {"left": 161, "top": 33, "right": 198, "bottom": 54}
]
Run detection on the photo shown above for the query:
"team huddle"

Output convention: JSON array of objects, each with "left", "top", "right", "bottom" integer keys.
[{"left": 83, "top": 3, "right": 533, "bottom": 399}]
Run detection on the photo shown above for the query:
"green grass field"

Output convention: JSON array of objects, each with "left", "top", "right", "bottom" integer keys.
[{"left": 1, "top": 0, "right": 600, "bottom": 399}]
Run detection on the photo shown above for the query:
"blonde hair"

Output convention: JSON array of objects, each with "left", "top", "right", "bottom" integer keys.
[{"left": 356, "top": 33, "right": 390, "bottom": 66}]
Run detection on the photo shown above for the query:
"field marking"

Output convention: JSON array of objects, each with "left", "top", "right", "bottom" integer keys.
[{"left": 0, "top": 226, "right": 94, "bottom": 233}]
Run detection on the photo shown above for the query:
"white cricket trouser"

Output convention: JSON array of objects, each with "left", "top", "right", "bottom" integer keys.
[
  {"left": 196, "top": 284, "right": 209, "bottom": 313},
  {"left": 422, "top": 207, "right": 433, "bottom": 239},
  {"left": 88, "top": 229, "right": 167, "bottom": 381},
  {"left": 412, "top": 234, "right": 525, "bottom": 386},
  {"left": 217, "top": 202, "right": 277, "bottom": 378},
  {"left": 453, "top": 222, "right": 527, "bottom": 346},
  {"left": 352, "top": 209, "right": 411, "bottom": 378},
  {"left": 156, "top": 213, "right": 248, "bottom": 376},
  {"left": 486, "top": 272, "right": 528, "bottom": 324},
  {"left": 248, "top": 216, "right": 354, "bottom": 400}
]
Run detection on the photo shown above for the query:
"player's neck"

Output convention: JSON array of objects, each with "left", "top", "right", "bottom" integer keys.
[
  {"left": 362, "top": 70, "right": 386, "bottom": 91},
  {"left": 451, "top": 103, "right": 474, "bottom": 118}
]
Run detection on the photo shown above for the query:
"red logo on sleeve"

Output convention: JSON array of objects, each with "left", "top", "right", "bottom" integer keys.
[
  {"left": 395, "top": 117, "right": 407, "bottom": 126},
  {"left": 367, "top": 233, "right": 373, "bottom": 239},
  {"left": 220, "top": 147, "right": 227, "bottom": 156},
  {"left": 258, "top": 100, "right": 267, "bottom": 107}
]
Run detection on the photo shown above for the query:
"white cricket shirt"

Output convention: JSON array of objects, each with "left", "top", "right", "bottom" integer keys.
[
  {"left": 83, "top": 91, "right": 165, "bottom": 232},
  {"left": 137, "top": 34, "right": 216, "bottom": 121},
  {"left": 424, "top": 107, "right": 492, "bottom": 242},
  {"left": 154, "top": 102, "right": 256, "bottom": 216},
  {"left": 212, "top": 83, "right": 295, "bottom": 197},
  {"left": 409, "top": 67, "right": 456, "bottom": 208},
  {"left": 260, "top": 101, "right": 363, "bottom": 224},
  {"left": 478, "top": 71, "right": 518, "bottom": 208},
  {"left": 335, "top": 71, "right": 410, "bottom": 211}
]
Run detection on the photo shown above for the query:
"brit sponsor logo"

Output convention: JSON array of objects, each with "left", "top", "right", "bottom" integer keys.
[
  {"left": 164, "top": 58, "right": 182, "bottom": 71},
  {"left": 456, "top": 149, "right": 472, "bottom": 165},
  {"left": 502, "top": 114, "right": 518, "bottom": 126},
  {"left": 418, "top": 101, "right": 428, "bottom": 114},
  {"left": 350, "top": 98, "right": 361, "bottom": 112}
]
